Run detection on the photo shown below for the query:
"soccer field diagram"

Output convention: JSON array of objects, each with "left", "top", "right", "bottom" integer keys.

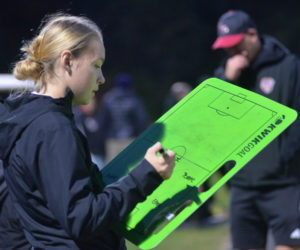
[{"left": 100, "top": 78, "right": 297, "bottom": 249}]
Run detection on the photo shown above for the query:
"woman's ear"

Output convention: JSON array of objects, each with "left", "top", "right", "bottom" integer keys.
[{"left": 60, "top": 50, "right": 73, "bottom": 75}]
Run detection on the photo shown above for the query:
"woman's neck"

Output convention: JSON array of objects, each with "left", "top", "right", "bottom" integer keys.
[{"left": 39, "top": 77, "right": 68, "bottom": 99}]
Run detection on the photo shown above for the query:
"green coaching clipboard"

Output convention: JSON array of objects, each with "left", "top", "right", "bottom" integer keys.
[{"left": 100, "top": 78, "right": 297, "bottom": 249}]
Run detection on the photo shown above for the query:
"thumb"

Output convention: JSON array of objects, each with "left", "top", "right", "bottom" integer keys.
[{"left": 150, "top": 142, "right": 163, "bottom": 154}]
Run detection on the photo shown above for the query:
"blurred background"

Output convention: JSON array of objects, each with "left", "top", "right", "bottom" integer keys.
[
  {"left": 1, "top": 1, "right": 299, "bottom": 249},
  {"left": 1, "top": 0, "right": 300, "bottom": 120}
]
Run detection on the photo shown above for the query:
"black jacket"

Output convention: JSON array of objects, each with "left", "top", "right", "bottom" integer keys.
[
  {"left": 215, "top": 35, "right": 300, "bottom": 187},
  {"left": 0, "top": 95, "right": 31, "bottom": 250},
  {"left": 0, "top": 91, "right": 162, "bottom": 249}
]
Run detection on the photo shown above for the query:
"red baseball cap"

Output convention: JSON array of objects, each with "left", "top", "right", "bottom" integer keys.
[{"left": 212, "top": 10, "right": 256, "bottom": 50}]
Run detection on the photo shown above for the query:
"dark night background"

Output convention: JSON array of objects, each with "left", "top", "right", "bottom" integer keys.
[{"left": 0, "top": 0, "right": 299, "bottom": 119}]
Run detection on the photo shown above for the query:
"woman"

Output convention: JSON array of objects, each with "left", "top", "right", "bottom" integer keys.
[{"left": 0, "top": 14, "right": 175, "bottom": 249}]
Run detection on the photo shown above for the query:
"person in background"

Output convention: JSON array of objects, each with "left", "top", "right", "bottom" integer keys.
[
  {"left": 213, "top": 10, "right": 300, "bottom": 250},
  {"left": 163, "top": 81, "right": 192, "bottom": 112},
  {"left": 74, "top": 96, "right": 106, "bottom": 169},
  {"left": 0, "top": 13, "right": 175, "bottom": 249},
  {"left": 102, "top": 73, "right": 149, "bottom": 163}
]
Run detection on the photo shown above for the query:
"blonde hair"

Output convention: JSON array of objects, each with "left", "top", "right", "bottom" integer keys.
[{"left": 13, "top": 13, "right": 103, "bottom": 89}]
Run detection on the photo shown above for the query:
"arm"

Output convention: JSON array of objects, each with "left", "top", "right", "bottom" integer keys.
[
  {"left": 36, "top": 124, "right": 171, "bottom": 239},
  {"left": 214, "top": 54, "right": 249, "bottom": 82}
]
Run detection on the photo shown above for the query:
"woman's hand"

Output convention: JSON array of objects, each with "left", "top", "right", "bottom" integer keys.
[{"left": 144, "top": 142, "right": 176, "bottom": 180}]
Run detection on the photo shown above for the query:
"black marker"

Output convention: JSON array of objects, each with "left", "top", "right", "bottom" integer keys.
[{"left": 159, "top": 148, "right": 165, "bottom": 155}]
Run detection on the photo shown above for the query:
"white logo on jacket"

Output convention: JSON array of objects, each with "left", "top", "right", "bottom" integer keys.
[
  {"left": 290, "top": 228, "right": 300, "bottom": 239},
  {"left": 259, "top": 77, "right": 276, "bottom": 94}
]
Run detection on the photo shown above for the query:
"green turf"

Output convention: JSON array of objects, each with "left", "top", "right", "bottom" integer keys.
[{"left": 126, "top": 222, "right": 230, "bottom": 250}]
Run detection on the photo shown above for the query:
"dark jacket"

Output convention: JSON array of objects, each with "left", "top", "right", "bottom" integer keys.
[
  {"left": 101, "top": 87, "right": 148, "bottom": 139},
  {"left": 73, "top": 106, "right": 106, "bottom": 158},
  {"left": 0, "top": 95, "right": 31, "bottom": 250},
  {"left": 0, "top": 91, "right": 162, "bottom": 249},
  {"left": 215, "top": 35, "right": 300, "bottom": 187}
]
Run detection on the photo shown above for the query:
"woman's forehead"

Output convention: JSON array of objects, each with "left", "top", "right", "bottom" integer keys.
[{"left": 86, "top": 38, "right": 105, "bottom": 61}]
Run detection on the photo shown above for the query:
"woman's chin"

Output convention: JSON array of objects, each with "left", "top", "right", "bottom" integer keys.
[{"left": 73, "top": 97, "right": 90, "bottom": 106}]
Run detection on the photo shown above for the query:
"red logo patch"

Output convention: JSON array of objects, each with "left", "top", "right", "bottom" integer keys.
[{"left": 260, "top": 77, "right": 276, "bottom": 94}]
